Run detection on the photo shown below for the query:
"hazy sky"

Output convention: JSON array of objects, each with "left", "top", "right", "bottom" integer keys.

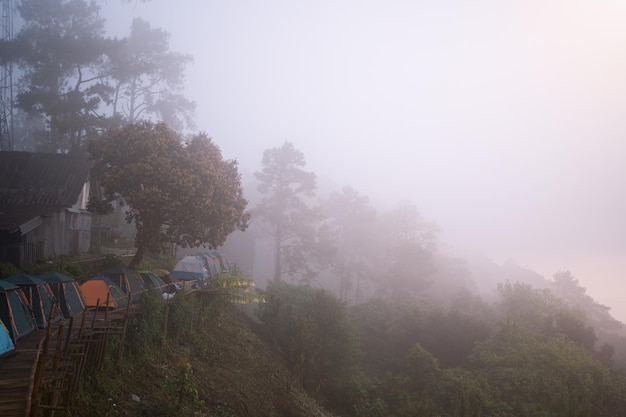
[{"left": 103, "top": 0, "right": 626, "bottom": 320}]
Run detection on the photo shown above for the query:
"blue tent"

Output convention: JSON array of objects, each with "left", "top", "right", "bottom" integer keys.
[
  {"left": 5, "top": 274, "right": 63, "bottom": 328},
  {"left": 0, "top": 319, "right": 15, "bottom": 357},
  {"left": 138, "top": 271, "right": 168, "bottom": 294},
  {"left": 210, "top": 250, "right": 230, "bottom": 273},
  {"left": 38, "top": 272, "right": 86, "bottom": 318},
  {"left": 0, "top": 280, "right": 37, "bottom": 342},
  {"left": 197, "top": 253, "right": 219, "bottom": 277},
  {"left": 172, "top": 256, "right": 209, "bottom": 283}
]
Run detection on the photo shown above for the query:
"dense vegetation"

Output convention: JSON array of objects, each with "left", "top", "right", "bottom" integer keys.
[
  {"left": 62, "top": 273, "right": 626, "bottom": 417},
  {"left": 71, "top": 279, "right": 335, "bottom": 417},
  {"left": 256, "top": 282, "right": 626, "bottom": 417}
]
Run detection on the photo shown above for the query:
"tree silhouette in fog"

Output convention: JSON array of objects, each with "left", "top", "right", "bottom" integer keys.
[
  {"left": 3, "top": 0, "right": 195, "bottom": 153},
  {"left": 254, "top": 141, "right": 317, "bottom": 282}
]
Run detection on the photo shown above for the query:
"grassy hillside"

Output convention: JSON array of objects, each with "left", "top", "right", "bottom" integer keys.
[{"left": 72, "top": 294, "right": 335, "bottom": 417}]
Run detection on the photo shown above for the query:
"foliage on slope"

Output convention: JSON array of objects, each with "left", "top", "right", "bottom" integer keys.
[
  {"left": 70, "top": 274, "right": 626, "bottom": 417},
  {"left": 72, "top": 289, "right": 335, "bottom": 417}
]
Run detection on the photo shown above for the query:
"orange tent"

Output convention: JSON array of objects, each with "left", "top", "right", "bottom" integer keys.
[{"left": 80, "top": 277, "right": 129, "bottom": 310}]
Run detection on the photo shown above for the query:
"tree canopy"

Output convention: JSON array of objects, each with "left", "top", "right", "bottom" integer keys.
[
  {"left": 3, "top": 0, "right": 195, "bottom": 153},
  {"left": 88, "top": 121, "right": 249, "bottom": 267},
  {"left": 108, "top": 17, "right": 195, "bottom": 131}
]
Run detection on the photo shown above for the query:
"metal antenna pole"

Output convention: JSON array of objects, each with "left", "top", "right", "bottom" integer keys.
[{"left": 0, "top": 0, "right": 15, "bottom": 151}]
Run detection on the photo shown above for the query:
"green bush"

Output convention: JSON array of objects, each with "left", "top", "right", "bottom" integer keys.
[
  {"left": 0, "top": 261, "right": 20, "bottom": 278},
  {"left": 168, "top": 292, "right": 199, "bottom": 340},
  {"left": 127, "top": 289, "right": 166, "bottom": 354},
  {"left": 256, "top": 282, "right": 357, "bottom": 394},
  {"left": 139, "top": 254, "right": 175, "bottom": 272},
  {"left": 166, "top": 359, "right": 203, "bottom": 410},
  {"left": 95, "top": 253, "right": 125, "bottom": 271}
]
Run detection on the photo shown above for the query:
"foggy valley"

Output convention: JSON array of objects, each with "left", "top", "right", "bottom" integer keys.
[{"left": 1, "top": 0, "right": 626, "bottom": 416}]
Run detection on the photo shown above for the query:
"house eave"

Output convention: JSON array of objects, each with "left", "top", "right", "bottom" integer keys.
[{"left": 18, "top": 216, "right": 43, "bottom": 235}]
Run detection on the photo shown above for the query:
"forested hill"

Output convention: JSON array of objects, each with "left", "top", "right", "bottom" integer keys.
[
  {"left": 75, "top": 281, "right": 626, "bottom": 417},
  {"left": 74, "top": 294, "right": 336, "bottom": 417}
]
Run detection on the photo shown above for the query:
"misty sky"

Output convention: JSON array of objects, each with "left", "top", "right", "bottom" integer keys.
[{"left": 103, "top": 0, "right": 626, "bottom": 320}]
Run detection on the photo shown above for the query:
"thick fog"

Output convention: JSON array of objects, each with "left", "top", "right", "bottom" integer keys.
[{"left": 102, "top": 1, "right": 626, "bottom": 320}]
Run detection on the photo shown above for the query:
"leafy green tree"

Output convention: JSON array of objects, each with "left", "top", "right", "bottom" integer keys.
[
  {"left": 88, "top": 121, "right": 249, "bottom": 267},
  {"left": 554, "top": 308, "right": 597, "bottom": 351},
  {"left": 496, "top": 281, "right": 562, "bottom": 330},
  {"left": 471, "top": 321, "right": 612, "bottom": 416},
  {"left": 349, "top": 299, "right": 432, "bottom": 375},
  {"left": 256, "top": 282, "right": 356, "bottom": 393},
  {"left": 254, "top": 141, "right": 317, "bottom": 282}
]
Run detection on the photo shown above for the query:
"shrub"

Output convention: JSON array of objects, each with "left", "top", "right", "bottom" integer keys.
[
  {"left": 0, "top": 261, "right": 20, "bottom": 278},
  {"left": 95, "top": 253, "right": 125, "bottom": 271},
  {"left": 127, "top": 289, "right": 166, "bottom": 354}
]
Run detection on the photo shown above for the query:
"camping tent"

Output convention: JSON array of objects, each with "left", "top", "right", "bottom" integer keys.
[
  {"left": 0, "top": 280, "right": 37, "bottom": 342},
  {"left": 38, "top": 272, "right": 86, "bottom": 318},
  {"left": 5, "top": 274, "right": 63, "bottom": 328},
  {"left": 152, "top": 270, "right": 182, "bottom": 293},
  {"left": 100, "top": 267, "right": 146, "bottom": 302},
  {"left": 138, "top": 271, "right": 177, "bottom": 299},
  {"left": 210, "top": 250, "right": 230, "bottom": 273},
  {"left": 172, "top": 256, "right": 209, "bottom": 283},
  {"left": 80, "top": 277, "right": 129, "bottom": 310},
  {"left": 198, "top": 252, "right": 219, "bottom": 277},
  {"left": 138, "top": 271, "right": 168, "bottom": 292},
  {"left": 0, "top": 319, "right": 15, "bottom": 357}
]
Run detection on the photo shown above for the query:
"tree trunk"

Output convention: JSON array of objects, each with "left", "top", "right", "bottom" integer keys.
[
  {"left": 273, "top": 223, "right": 282, "bottom": 282},
  {"left": 129, "top": 245, "right": 144, "bottom": 269}
]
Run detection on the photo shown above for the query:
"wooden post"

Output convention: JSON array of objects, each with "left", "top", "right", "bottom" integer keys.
[
  {"left": 163, "top": 300, "right": 170, "bottom": 339},
  {"left": 30, "top": 316, "right": 54, "bottom": 417},
  {"left": 24, "top": 341, "right": 44, "bottom": 417},
  {"left": 44, "top": 324, "right": 66, "bottom": 417},
  {"left": 64, "top": 317, "right": 74, "bottom": 354},
  {"left": 117, "top": 293, "right": 132, "bottom": 360}
]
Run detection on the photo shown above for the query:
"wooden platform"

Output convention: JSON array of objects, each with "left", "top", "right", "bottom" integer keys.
[{"left": 0, "top": 304, "right": 138, "bottom": 417}]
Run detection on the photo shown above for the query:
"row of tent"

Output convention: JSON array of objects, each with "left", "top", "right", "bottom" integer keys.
[
  {"left": 0, "top": 252, "right": 231, "bottom": 358},
  {"left": 0, "top": 272, "right": 85, "bottom": 358},
  {"left": 0, "top": 268, "right": 174, "bottom": 357}
]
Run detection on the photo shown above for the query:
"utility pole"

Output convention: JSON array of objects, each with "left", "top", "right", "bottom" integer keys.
[{"left": 0, "top": 0, "right": 15, "bottom": 151}]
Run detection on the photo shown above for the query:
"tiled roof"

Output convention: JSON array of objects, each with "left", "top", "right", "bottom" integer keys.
[{"left": 0, "top": 152, "right": 92, "bottom": 232}]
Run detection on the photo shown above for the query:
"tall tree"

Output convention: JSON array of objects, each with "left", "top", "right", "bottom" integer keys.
[
  {"left": 2, "top": 2, "right": 196, "bottom": 153},
  {"left": 88, "top": 121, "right": 249, "bottom": 267},
  {"left": 320, "top": 186, "right": 378, "bottom": 302},
  {"left": 109, "top": 18, "right": 195, "bottom": 131},
  {"left": 10, "top": 0, "right": 115, "bottom": 153},
  {"left": 254, "top": 141, "right": 317, "bottom": 282}
]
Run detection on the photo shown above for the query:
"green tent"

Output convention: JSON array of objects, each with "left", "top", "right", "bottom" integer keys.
[
  {"left": 100, "top": 267, "right": 147, "bottom": 302},
  {"left": 0, "top": 280, "right": 37, "bottom": 342},
  {"left": 38, "top": 272, "right": 86, "bottom": 318},
  {"left": 5, "top": 274, "right": 63, "bottom": 328}
]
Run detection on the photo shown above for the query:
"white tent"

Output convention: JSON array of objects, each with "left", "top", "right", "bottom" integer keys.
[{"left": 171, "top": 256, "right": 209, "bottom": 283}]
